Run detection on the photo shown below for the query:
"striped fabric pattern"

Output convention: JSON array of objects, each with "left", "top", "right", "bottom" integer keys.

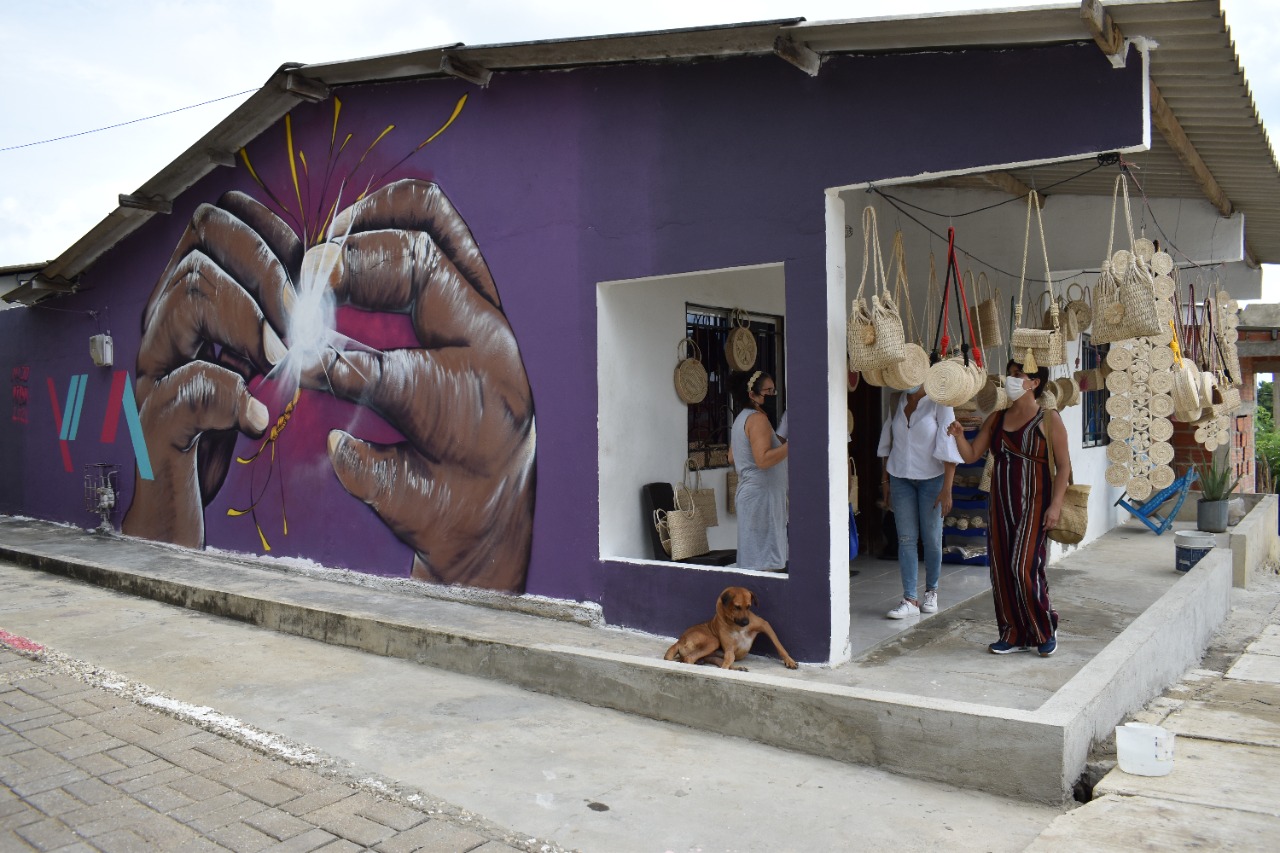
[{"left": 988, "top": 409, "right": 1058, "bottom": 646}]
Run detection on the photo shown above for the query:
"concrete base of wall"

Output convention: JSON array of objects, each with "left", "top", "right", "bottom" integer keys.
[{"left": 1174, "top": 492, "right": 1279, "bottom": 586}]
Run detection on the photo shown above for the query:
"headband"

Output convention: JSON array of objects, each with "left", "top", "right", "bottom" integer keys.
[{"left": 748, "top": 370, "right": 764, "bottom": 395}]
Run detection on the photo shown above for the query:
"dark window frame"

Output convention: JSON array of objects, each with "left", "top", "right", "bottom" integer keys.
[
  {"left": 1081, "top": 333, "right": 1110, "bottom": 448},
  {"left": 685, "top": 304, "right": 785, "bottom": 467}
]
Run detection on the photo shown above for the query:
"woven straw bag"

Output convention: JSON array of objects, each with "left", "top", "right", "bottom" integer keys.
[
  {"left": 1092, "top": 176, "right": 1163, "bottom": 343},
  {"left": 882, "top": 343, "right": 930, "bottom": 391},
  {"left": 974, "top": 272, "right": 1003, "bottom": 348},
  {"left": 979, "top": 451, "right": 995, "bottom": 493},
  {"left": 848, "top": 458, "right": 859, "bottom": 513},
  {"left": 1043, "top": 292, "right": 1079, "bottom": 340},
  {"left": 674, "top": 338, "right": 708, "bottom": 404},
  {"left": 676, "top": 459, "right": 718, "bottom": 528},
  {"left": 1011, "top": 191, "right": 1065, "bottom": 371},
  {"left": 656, "top": 502, "right": 709, "bottom": 561},
  {"left": 924, "top": 357, "right": 976, "bottom": 407},
  {"left": 726, "top": 469, "right": 738, "bottom": 514},
  {"left": 974, "top": 375, "right": 1010, "bottom": 413},
  {"left": 1066, "top": 282, "right": 1093, "bottom": 332},
  {"left": 1045, "top": 412, "right": 1089, "bottom": 545},
  {"left": 847, "top": 207, "right": 906, "bottom": 371},
  {"left": 724, "top": 308, "right": 758, "bottom": 372}
]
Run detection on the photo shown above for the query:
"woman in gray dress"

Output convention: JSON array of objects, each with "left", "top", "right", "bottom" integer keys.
[{"left": 730, "top": 370, "right": 789, "bottom": 571}]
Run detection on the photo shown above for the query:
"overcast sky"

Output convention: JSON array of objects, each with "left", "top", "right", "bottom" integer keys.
[{"left": 3, "top": 0, "right": 1278, "bottom": 292}]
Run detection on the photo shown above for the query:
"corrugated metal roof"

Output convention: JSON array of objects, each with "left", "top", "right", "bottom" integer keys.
[{"left": 22, "top": 0, "right": 1280, "bottom": 302}]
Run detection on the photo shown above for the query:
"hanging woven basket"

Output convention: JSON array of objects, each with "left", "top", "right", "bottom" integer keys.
[
  {"left": 674, "top": 338, "right": 708, "bottom": 404},
  {"left": 724, "top": 308, "right": 758, "bottom": 372},
  {"left": 924, "top": 357, "right": 976, "bottom": 407},
  {"left": 883, "top": 343, "right": 930, "bottom": 391}
]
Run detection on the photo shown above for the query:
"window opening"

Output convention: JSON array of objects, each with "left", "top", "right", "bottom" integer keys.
[
  {"left": 1081, "top": 334, "right": 1110, "bottom": 448},
  {"left": 686, "top": 304, "right": 785, "bottom": 467}
]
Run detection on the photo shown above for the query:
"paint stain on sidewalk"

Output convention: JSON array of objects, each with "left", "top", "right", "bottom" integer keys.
[{"left": 0, "top": 629, "right": 44, "bottom": 652}]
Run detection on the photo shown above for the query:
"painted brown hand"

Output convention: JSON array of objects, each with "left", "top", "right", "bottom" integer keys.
[
  {"left": 122, "top": 192, "right": 300, "bottom": 548},
  {"left": 304, "top": 179, "right": 535, "bottom": 593}
]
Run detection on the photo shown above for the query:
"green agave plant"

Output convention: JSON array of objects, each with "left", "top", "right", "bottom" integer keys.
[{"left": 1196, "top": 455, "right": 1243, "bottom": 502}]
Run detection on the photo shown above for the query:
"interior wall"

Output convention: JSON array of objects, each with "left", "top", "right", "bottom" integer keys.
[{"left": 598, "top": 264, "right": 786, "bottom": 561}]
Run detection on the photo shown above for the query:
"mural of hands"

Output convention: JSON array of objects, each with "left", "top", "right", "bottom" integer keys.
[
  {"left": 123, "top": 192, "right": 300, "bottom": 548},
  {"left": 124, "top": 179, "right": 535, "bottom": 593},
  {"left": 304, "top": 180, "right": 535, "bottom": 592}
]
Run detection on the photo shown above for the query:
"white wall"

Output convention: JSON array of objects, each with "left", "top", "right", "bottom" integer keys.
[{"left": 597, "top": 264, "right": 786, "bottom": 562}]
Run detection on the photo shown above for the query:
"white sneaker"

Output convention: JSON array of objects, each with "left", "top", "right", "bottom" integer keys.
[
  {"left": 886, "top": 599, "right": 920, "bottom": 619},
  {"left": 921, "top": 590, "right": 939, "bottom": 614}
]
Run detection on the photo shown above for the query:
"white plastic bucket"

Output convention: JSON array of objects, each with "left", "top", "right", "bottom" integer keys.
[
  {"left": 1174, "top": 530, "right": 1215, "bottom": 573},
  {"left": 1115, "top": 722, "right": 1175, "bottom": 776}
]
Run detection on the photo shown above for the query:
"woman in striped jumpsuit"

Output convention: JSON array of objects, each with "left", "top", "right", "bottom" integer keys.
[{"left": 949, "top": 361, "right": 1069, "bottom": 657}]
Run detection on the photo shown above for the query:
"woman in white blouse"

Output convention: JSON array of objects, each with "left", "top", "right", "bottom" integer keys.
[{"left": 877, "top": 385, "right": 963, "bottom": 619}]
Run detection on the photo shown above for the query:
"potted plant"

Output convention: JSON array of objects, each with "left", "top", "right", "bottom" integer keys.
[{"left": 1195, "top": 455, "right": 1243, "bottom": 533}]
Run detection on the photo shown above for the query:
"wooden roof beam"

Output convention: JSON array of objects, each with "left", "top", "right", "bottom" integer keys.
[
  {"left": 978, "top": 171, "right": 1044, "bottom": 207},
  {"left": 1081, "top": 1, "right": 1234, "bottom": 219}
]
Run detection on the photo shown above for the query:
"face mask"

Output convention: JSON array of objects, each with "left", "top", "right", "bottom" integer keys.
[
  {"left": 1005, "top": 375, "right": 1028, "bottom": 402},
  {"left": 761, "top": 396, "right": 779, "bottom": 425},
  {"left": 904, "top": 385, "right": 922, "bottom": 395}
]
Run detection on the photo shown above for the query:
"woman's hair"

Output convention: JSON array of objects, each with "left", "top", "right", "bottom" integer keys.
[
  {"left": 730, "top": 370, "right": 771, "bottom": 413},
  {"left": 1008, "top": 359, "right": 1050, "bottom": 399}
]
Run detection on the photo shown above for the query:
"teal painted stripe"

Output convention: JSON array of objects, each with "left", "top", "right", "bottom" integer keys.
[
  {"left": 59, "top": 375, "right": 82, "bottom": 440},
  {"left": 120, "top": 375, "right": 154, "bottom": 481},
  {"left": 67, "top": 374, "right": 88, "bottom": 440}
]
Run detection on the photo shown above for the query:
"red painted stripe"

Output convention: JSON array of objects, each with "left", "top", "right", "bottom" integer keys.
[
  {"left": 101, "top": 370, "right": 127, "bottom": 443},
  {"left": 0, "top": 629, "right": 44, "bottom": 652},
  {"left": 46, "top": 377, "right": 73, "bottom": 472}
]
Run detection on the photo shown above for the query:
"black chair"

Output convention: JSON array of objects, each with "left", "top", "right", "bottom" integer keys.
[{"left": 642, "top": 482, "right": 737, "bottom": 567}]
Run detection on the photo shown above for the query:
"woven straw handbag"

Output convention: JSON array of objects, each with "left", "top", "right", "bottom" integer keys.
[
  {"left": 674, "top": 338, "right": 708, "bottom": 404},
  {"left": 1044, "top": 410, "right": 1089, "bottom": 545},
  {"left": 1065, "top": 282, "right": 1093, "bottom": 333},
  {"left": 925, "top": 357, "right": 977, "bottom": 407},
  {"left": 1091, "top": 175, "right": 1163, "bottom": 344},
  {"left": 974, "top": 272, "right": 1004, "bottom": 348},
  {"left": 724, "top": 308, "right": 758, "bottom": 372},
  {"left": 1010, "top": 191, "right": 1066, "bottom": 371},
  {"left": 847, "top": 207, "right": 906, "bottom": 371},
  {"left": 657, "top": 502, "right": 709, "bottom": 561},
  {"left": 726, "top": 469, "right": 738, "bottom": 514},
  {"left": 653, "top": 510, "right": 672, "bottom": 556},
  {"left": 676, "top": 459, "right": 718, "bottom": 528},
  {"left": 979, "top": 451, "right": 995, "bottom": 493},
  {"left": 925, "top": 226, "right": 984, "bottom": 407},
  {"left": 883, "top": 343, "right": 930, "bottom": 391}
]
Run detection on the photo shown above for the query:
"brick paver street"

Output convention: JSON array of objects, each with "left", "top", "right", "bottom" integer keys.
[{"left": 0, "top": 645, "right": 545, "bottom": 853}]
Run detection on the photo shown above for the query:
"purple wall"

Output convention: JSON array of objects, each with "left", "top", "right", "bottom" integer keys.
[{"left": 0, "top": 42, "right": 1144, "bottom": 660}]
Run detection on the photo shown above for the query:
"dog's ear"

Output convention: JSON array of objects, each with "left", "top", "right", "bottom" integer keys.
[{"left": 720, "top": 590, "right": 734, "bottom": 607}]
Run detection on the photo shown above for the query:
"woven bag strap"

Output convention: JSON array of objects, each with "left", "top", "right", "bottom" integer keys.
[
  {"left": 856, "top": 206, "right": 890, "bottom": 301},
  {"left": 890, "top": 230, "right": 920, "bottom": 344},
  {"left": 1043, "top": 407, "right": 1072, "bottom": 485},
  {"left": 1016, "top": 190, "right": 1057, "bottom": 330}
]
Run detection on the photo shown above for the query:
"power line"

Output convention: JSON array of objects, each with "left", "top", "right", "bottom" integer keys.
[{"left": 1, "top": 88, "right": 261, "bottom": 153}]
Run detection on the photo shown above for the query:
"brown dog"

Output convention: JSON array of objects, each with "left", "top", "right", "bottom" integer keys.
[{"left": 664, "top": 586, "right": 798, "bottom": 671}]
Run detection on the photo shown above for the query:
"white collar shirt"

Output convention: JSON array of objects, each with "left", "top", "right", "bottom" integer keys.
[{"left": 876, "top": 394, "right": 964, "bottom": 480}]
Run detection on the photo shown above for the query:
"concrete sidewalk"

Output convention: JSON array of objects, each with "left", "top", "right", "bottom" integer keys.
[
  {"left": 0, "top": 512, "right": 1251, "bottom": 803},
  {"left": 1028, "top": 571, "right": 1280, "bottom": 849}
]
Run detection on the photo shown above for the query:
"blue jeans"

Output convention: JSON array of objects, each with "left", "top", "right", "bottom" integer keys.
[{"left": 889, "top": 474, "right": 944, "bottom": 602}]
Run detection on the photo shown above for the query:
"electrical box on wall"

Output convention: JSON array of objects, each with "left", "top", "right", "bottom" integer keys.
[{"left": 89, "top": 333, "right": 113, "bottom": 367}]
